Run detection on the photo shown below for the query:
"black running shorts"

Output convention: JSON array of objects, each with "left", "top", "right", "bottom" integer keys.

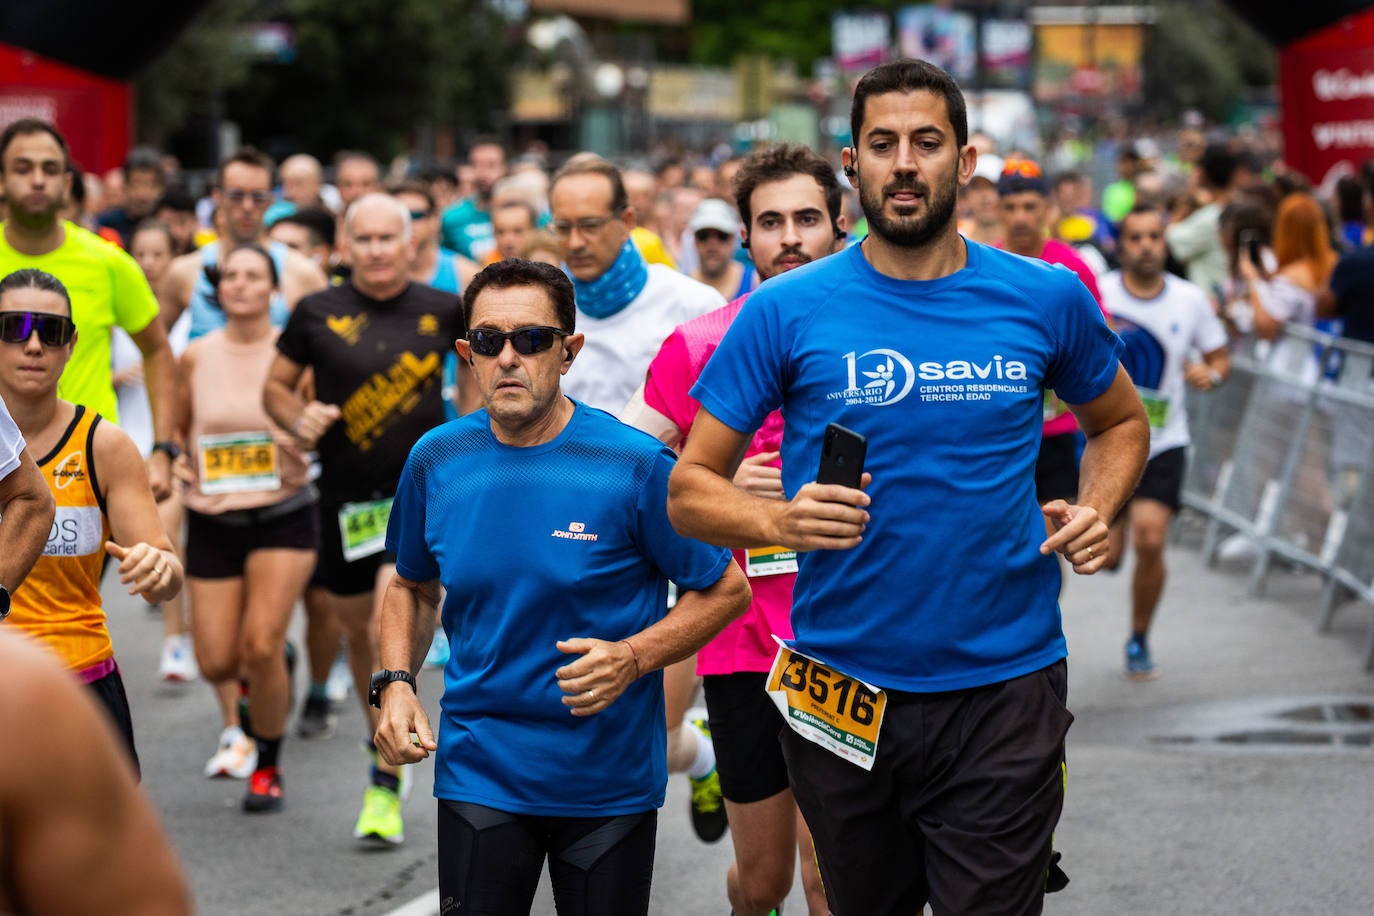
[
  {"left": 185, "top": 503, "right": 318, "bottom": 580},
  {"left": 437, "top": 800, "right": 656, "bottom": 916},
  {"left": 783, "top": 659, "right": 1072, "bottom": 916},
  {"left": 315, "top": 497, "right": 396, "bottom": 597},
  {"left": 87, "top": 663, "right": 140, "bottom": 780},
  {"left": 702, "top": 672, "right": 791, "bottom": 804},
  {"left": 1129, "top": 446, "right": 1186, "bottom": 513},
  {"left": 1034, "top": 432, "right": 1081, "bottom": 504}
]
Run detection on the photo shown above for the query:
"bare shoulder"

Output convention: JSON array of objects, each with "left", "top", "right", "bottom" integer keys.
[
  {"left": 282, "top": 247, "right": 329, "bottom": 293},
  {"left": 90, "top": 413, "right": 148, "bottom": 496},
  {"left": 1279, "top": 260, "right": 1319, "bottom": 292},
  {"left": 167, "top": 249, "right": 204, "bottom": 283}
]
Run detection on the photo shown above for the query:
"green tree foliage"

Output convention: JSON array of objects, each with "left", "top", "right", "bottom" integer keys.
[
  {"left": 690, "top": 0, "right": 910, "bottom": 70},
  {"left": 135, "top": 0, "right": 260, "bottom": 146},
  {"left": 140, "top": 0, "right": 513, "bottom": 161},
  {"left": 1139, "top": 0, "right": 1274, "bottom": 121}
]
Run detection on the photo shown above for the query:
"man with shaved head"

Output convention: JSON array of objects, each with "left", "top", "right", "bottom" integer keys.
[
  {"left": 264, "top": 192, "right": 463, "bottom": 847},
  {"left": 264, "top": 153, "right": 340, "bottom": 225}
]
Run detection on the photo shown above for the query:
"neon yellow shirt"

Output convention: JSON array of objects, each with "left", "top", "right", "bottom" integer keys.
[
  {"left": 631, "top": 226, "right": 677, "bottom": 270},
  {"left": 0, "top": 222, "right": 160, "bottom": 423}
]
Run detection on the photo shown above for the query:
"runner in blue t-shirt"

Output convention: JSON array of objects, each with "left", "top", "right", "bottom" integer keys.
[
  {"left": 669, "top": 60, "right": 1150, "bottom": 916},
  {"left": 372, "top": 259, "right": 749, "bottom": 916}
]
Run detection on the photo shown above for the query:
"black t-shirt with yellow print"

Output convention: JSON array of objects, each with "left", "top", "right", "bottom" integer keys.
[{"left": 277, "top": 281, "right": 462, "bottom": 501}]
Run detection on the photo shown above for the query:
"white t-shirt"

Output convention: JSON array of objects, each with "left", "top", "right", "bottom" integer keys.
[
  {"left": 1256, "top": 274, "right": 1320, "bottom": 385},
  {"left": 111, "top": 327, "right": 153, "bottom": 457},
  {"left": 0, "top": 395, "right": 25, "bottom": 481},
  {"left": 1099, "top": 271, "right": 1229, "bottom": 458},
  {"left": 562, "top": 264, "right": 724, "bottom": 413}
]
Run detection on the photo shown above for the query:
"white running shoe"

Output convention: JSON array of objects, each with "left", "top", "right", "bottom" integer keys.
[
  {"left": 1217, "top": 533, "right": 1260, "bottom": 561},
  {"left": 158, "top": 634, "right": 200, "bottom": 683},
  {"left": 204, "top": 725, "right": 258, "bottom": 779},
  {"left": 326, "top": 652, "right": 352, "bottom": 703}
]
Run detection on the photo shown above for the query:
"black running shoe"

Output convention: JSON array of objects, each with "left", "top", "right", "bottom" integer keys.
[{"left": 297, "top": 694, "right": 336, "bottom": 740}]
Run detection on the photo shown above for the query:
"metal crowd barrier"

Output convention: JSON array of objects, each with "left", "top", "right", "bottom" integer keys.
[{"left": 1178, "top": 323, "right": 1374, "bottom": 669}]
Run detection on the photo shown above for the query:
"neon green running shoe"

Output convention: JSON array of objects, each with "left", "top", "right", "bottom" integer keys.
[
  {"left": 353, "top": 785, "right": 404, "bottom": 846},
  {"left": 687, "top": 718, "right": 728, "bottom": 843}
]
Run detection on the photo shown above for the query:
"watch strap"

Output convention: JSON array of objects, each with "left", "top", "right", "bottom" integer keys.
[{"left": 369, "top": 669, "right": 416, "bottom": 707}]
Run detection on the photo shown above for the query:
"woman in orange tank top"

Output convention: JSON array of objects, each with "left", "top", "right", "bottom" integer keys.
[
  {"left": 173, "top": 245, "right": 318, "bottom": 814},
  {"left": 0, "top": 268, "right": 183, "bottom": 775}
]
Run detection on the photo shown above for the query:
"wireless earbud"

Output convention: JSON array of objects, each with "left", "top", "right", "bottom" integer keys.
[{"left": 843, "top": 149, "right": 858, "bottom": 179}]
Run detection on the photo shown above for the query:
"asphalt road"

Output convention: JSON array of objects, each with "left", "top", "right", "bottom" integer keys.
[{"left": 108, "top": 523, "right": 1374, "bottom": 915}]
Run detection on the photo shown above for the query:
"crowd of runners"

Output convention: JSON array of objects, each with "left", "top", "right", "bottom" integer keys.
[{"left": 0, "top": 52, "right": 1370, "bottom": 916}]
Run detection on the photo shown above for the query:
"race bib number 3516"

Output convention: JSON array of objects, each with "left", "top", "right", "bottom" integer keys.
[{"left": 766, "top": 641, "right": 887, "bottom": 771}]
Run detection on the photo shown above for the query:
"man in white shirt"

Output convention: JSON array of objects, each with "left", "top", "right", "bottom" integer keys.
[
  {"left": 1099, "top": 206, "right": 1231, "bottom": 680},
  {"left": 548, "top": 156, "right": 723, "bottom": 413}
]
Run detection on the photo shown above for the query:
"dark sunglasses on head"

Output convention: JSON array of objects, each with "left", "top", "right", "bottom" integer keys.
[
  {"left": 466, "top": 325, "right": 567, "bottom": 358},
  {"left": 0, "top": 311, "right": 76, "bottom": 347}
]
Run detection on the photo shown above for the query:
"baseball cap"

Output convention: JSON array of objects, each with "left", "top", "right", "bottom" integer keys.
[
  {"left": 996, "top": 157, "right": 1049, "bottom": 197},
  {"left": 972, "top": 152, "right": 1004, "bottom": 182},
  {"left": 688, "top": 198, "right": 740, "bottom": 235}
]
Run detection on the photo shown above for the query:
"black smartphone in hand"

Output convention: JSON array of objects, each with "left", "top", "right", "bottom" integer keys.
[
  {"left": 1239, "top": 229, "right": 1263, "bottom": 268},
  {"left": 816, "top": 423, "right": 866, "bottom": 489}
]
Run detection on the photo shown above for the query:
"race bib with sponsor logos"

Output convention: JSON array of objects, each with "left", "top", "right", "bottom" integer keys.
[
  {"left": 766, "top": 638, "right": 887, "bottom": 771},
  {"left": 198, "top": 432, "right": 281, "bottom": 496}
]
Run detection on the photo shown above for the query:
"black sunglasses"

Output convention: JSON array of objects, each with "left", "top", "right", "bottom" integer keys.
[
  {"left": 466, "top": 325, "right": 567, "bottom": 358},
  {"left": 0, "top": 311, "right": 76, "bottom": 347}
]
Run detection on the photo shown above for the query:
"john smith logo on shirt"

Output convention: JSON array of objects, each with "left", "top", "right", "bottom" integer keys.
[
  {"left": 51, "top": 451, "right": 85, "bottom": 489},
  {"left": 552, "top": 521, "right": 598, "bottom": 542},
  {"left": 826, "top": 349, "right": 917, "bottom": 407},
  {"left": 327, "top": 314, "right": 370, "bottom": 345}
]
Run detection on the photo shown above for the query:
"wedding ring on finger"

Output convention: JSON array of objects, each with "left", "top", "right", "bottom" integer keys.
[{"left": 1086, "top": 545, "right": 1094, "bottom": 560}]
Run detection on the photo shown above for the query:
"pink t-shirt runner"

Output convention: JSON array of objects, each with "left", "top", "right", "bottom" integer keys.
[
  {"left": 643, "top": 293, "right": 793, "bottom": 676},
  {"left": 1000, "top": 238, "right": 1110, "bottom": 437}
]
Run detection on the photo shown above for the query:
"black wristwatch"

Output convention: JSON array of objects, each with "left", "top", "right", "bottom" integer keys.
[
  {"left": 152, "top": 441, "right": 181, "bottom": 460},
  {"left": 369, "top": 669, "right": 417, "bottom": 708},
  {"left": 0, "top": 585, "right": 9, "bottom": 621}
]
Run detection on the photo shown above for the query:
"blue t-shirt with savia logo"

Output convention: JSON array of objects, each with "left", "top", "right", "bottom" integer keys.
[
  {"left": 692, "top": 240, "right": 1123, "bottom": 693},
  {"left": 386, "top": 401, "right": 731, "bottom": 816}
]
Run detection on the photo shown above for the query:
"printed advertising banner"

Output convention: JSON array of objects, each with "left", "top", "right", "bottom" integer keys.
[
  {"left": 833, "top": 12, "right": 891, "bottom": 74},
  {"left": 0, "top": 42, "right": 131, "bottom": 175},
  {"left": 1279, "top": 9, "right": 1374, "bottom": 187}
]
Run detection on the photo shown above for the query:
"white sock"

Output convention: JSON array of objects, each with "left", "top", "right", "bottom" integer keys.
[{"left": 684, "top": 719, "right": 716, "bottom": 779}]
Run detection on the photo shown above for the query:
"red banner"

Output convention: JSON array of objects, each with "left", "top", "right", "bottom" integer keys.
[
  {"left": 1279, "top": 9, "right": 1374, "bottom": 187},
  {"left": 0, "top": 42, "right": 132, "bottom": 176}
]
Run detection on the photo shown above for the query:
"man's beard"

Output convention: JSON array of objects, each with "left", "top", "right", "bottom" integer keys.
[
  {"left": 757, "top": 245, "right": 813, "bottom": 282},
  {"left": 860, "top": 169, "right": 958, "bottom": 248},
  {"left": 7, "top": 195, "right": 61, "bottom": 232}
]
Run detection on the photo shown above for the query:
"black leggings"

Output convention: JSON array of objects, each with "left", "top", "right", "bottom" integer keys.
[{"left": 437, "top": 800, "right": 656, "bottom": 916}]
